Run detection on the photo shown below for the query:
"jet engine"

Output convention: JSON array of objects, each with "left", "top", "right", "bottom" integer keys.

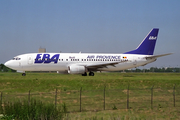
[{"left": 68, "top": 66, "right": 86, "bottom": 74}]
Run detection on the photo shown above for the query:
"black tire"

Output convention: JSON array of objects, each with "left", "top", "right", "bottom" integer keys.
[
  {"left": 82, "top": 72, "right": 87, "bottom": 76},
  {"left": 89, "top": 72, "right": 94, "bottom": 76},
  {"left": 22, "top": 73, "right": 25, "bottom": 76}
]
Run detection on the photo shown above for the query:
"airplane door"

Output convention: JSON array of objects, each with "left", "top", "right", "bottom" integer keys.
[
  {"left": 27, "top": 56, "right": 33, "bottom": 65},
  {"left": 19, "top": 62, "right": 21, "bottom": 66}
]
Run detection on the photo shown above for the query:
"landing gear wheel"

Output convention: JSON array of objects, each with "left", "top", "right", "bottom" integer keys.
[
  {"left": 82, "top": 72, "right": 87, "bottom": 76},
  {"left": 22, "top": 73, "right": 26, "bottom": 76},
  {"left": 89, "top": 72, "right": 94, "bottom": 76}
]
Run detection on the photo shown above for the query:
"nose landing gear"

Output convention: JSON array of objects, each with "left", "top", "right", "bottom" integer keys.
[{"left": 22, "top": 73, "right": 26, "bottom": 76}]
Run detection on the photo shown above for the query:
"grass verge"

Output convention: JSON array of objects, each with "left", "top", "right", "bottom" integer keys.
[{"left": 0, "top": 99, "right": 67, "bottom": 120}]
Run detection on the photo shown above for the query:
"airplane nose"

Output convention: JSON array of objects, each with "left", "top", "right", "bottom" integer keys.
[
  {"left": 4, "top": 61, "right": 11, "bottom": 67},
  {"left": 4, "top": 60, "right": 17, "bottom": 69},
  {"left": 4, "top": 60, "right": 22, "bottom": 71}
]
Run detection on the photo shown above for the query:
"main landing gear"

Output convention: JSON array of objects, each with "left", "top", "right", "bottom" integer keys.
[
  {"left": 89, "top": 72, "right": 94, "bottom": 76},
  {"left": 82, "top": 72, "right": 87, "bottom": 76},
  {"left": 82, "top": 72, "right": 94, "bottom": 76}
]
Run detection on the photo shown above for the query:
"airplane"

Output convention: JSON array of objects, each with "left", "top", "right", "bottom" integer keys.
[{"left": 4, "top": 28, "right": 172, "bottom": 76}]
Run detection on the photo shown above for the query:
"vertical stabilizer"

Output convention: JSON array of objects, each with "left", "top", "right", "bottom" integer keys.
[{"left": 124, "top": 28, "right": 159, "bottom": 55}]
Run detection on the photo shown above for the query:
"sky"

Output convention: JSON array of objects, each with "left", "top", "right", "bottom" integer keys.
[{"left": 0, "top": 0, "right": 180, "bottom": 68}]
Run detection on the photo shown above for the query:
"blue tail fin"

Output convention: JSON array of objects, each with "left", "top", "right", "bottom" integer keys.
[{"left": 124, "top": 28, "right": 159, "bottom": 55}]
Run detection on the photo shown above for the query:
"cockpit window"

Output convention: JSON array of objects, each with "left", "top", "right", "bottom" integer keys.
[{"left": 12, "top": 57, "right": 21, "bottom": 60}]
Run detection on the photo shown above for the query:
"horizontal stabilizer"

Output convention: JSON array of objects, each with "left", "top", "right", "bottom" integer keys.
[{"left": 145, "top": 53, "right": 173, "bottom": 59}]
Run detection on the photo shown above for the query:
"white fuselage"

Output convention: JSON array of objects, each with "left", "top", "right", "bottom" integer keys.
[{"left": 5, "top": 53, "right": 156, "bottom": 73}]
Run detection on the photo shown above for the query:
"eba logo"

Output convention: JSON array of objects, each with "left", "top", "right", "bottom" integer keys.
[
  {"left": 149, "top": 36, "right": 157, "bottom": 40},
  {"left": 34, "top": 54, "right": 60, "bottom": 64}
]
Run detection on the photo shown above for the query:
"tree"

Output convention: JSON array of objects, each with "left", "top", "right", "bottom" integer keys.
[{"left": 0, "top": 64, "right": 16, "bottom": 72}]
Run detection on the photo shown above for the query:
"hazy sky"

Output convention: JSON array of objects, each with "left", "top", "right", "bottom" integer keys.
[{"left": 1, "top": 0, "right": 180, "bottom": 68}]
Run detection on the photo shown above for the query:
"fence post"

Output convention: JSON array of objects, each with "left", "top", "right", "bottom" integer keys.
[
  {"left": 104, "top": 86, "right": 106, "bottom": 110},
  {"left": 0, "top": 92, "right": 2, "bottom": 102},
  {"left": 55, "top": 88, "right": 57, "bottom": 108},
  {"left": 151, "top": 85, "right": 154, "bottom": 109},
  {"left": 173, "top": 84, "right": 175, "bottom": 107},
  {"left": 28, "top": 90, "right": 30, "bottom": 106},
  {"left": 0, "top": 92, "right": 2, "bottom": 112},
  {"left": 80, "top": 87, "right": 82, "bottom": 112},
  {"left": 127, "top": 84, "right": 129, "bottom": 109}
]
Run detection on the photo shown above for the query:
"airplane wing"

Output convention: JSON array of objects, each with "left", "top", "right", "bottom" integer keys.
[
  {"left": 86, "top": 61, "right": 127, "bottom": 69},
  {"left": 145, "top": 53, "right": 173, "bottom": 59}
]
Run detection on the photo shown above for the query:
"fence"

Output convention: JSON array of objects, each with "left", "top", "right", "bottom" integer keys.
[{"left": 0, "top": 85, "right": 180, "bottom": 112}]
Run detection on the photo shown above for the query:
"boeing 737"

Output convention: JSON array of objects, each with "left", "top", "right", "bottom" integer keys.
[{"left": 5, "top": 28, "right": 172, "bottom": 76}]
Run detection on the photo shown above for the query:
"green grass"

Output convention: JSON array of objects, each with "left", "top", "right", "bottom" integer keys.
[
  {"left": 0, "top": 72, "right": 180, "bottom": 93},
  {"left": 63, "top": 107, "right": 180, "bottom": 120},
  {"left": 0, "top": 98, "right": 66, "bottom": 120},
  {"left": 0, "top": 72, "right": 180, "bottom": 119}
]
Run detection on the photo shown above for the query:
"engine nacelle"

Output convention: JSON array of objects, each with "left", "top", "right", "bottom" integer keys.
[{"left": 68, "top": 66, "right": 86, "bottom": 74}]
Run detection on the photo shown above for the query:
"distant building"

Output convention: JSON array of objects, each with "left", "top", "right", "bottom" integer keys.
[{"left": 38, "top": 48, "right": 46, "bottom": 53}]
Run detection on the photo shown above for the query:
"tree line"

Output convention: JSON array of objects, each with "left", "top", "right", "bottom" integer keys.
[{"left": 123, "top": 67, "right": 180, "bottom": 73}]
